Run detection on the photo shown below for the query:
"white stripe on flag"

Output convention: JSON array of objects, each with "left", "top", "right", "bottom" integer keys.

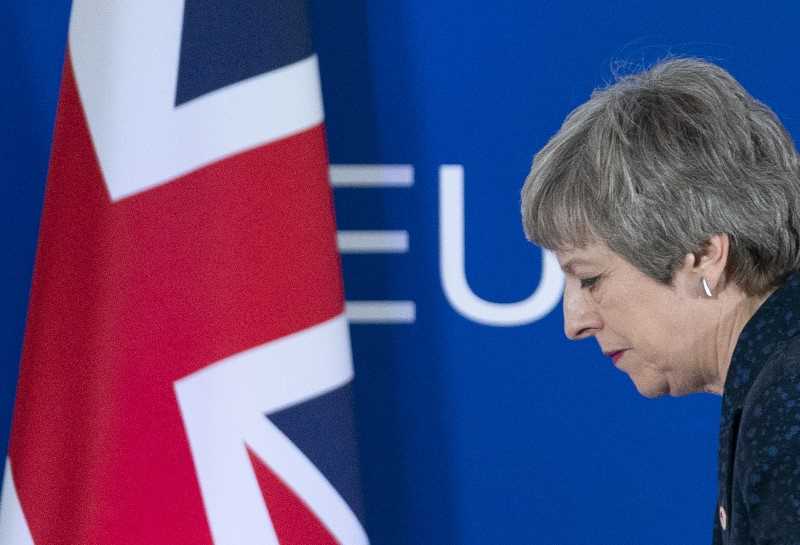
[
  {"left": 0, "top": 459, "right": 36, "bottom": 545},
  {"left": 174, "top": 314, "right": 368, "bottom": 545},
  {"left": 69, "top": 1, "right": 324, "bottom": 201}
]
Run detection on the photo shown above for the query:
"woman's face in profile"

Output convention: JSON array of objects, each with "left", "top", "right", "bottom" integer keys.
[{"left": 556, "top": 243, "right": 717, "bottom": 397}]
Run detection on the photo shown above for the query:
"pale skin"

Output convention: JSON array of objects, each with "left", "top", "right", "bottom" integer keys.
[{"left": 557, "top": 234, "right": 775, "bottom": 398}]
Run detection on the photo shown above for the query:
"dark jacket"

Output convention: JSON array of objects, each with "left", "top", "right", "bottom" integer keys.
[{"left": 713, "top": 273, "right": 800, "bottom": 544}]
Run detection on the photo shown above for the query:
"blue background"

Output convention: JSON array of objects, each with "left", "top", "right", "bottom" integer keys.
[{"left": 4, "top": 2, "right": 800, "bottom": 544}]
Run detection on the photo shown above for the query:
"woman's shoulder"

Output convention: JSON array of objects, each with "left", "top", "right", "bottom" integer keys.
[
  {"left": 738, "top": 334, "right": 800, "bottom": 454},
  {"left": 734, "top": 335, "right": 800, "bottom": 537},
  {"left": 743, "top": 334, "right": 800, "bottom": 412}
]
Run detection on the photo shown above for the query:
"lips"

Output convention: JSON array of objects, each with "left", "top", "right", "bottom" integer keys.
[{"left": 606, "top": 350, "right": 627, "bottom": 364}]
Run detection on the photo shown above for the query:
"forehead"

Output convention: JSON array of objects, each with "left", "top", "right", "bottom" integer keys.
[{"left": 555, "top": 243, "right": 613, "bottom": 273}]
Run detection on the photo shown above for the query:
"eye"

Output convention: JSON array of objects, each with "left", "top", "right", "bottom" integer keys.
[{"left": 579, "top": 275, "right": 600, "bottom": 289}]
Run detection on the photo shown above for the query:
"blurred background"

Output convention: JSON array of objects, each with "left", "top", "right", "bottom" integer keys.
[{"left": 3, "top": 2, "right": 800, "bottom": 544}]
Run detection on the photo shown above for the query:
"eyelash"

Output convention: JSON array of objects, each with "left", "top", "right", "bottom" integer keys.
[{"left": 579, "top": 275, "right": 600, "bottom": 289}]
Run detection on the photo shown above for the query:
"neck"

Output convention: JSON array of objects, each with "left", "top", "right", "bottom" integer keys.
[{"left": 704, "top": 287, "right": 775, "bottom": 395}]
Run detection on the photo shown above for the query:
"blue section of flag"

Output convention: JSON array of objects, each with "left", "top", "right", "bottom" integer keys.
[
  {"left": 175, "top": 0, "right": 313, "bottom": 105},
  {"left": 268, "top": 382, "right": 365, "bottom": 524}
]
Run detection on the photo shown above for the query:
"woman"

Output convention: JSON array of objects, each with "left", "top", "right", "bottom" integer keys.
[{"left": 520, "top": 58, "right": 800, "bottom": 544}]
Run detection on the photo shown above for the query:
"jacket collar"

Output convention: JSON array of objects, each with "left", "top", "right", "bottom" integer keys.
[{"left": 721, "top": 272, "right": 800, "bottom": 414}]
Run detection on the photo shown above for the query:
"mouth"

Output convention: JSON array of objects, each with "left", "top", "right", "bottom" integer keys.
[{"left": 605, "top": 350, "right": 627, "bottom": 364}]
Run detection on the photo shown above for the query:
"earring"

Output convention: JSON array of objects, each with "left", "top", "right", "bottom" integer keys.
[{"left": 701, "top": 277, "right": 713, "bottom": 298}]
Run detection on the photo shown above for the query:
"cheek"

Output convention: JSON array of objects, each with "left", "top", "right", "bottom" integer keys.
[
  {"left": 640, "top": 329, "right": 679, "bottom": 363},
  {"left": 616, "top": 298, "right": 687, "bottom": 361}
]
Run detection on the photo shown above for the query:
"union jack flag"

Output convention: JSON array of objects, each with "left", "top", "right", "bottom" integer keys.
[{"left": 0, "top": 2, "right": 369, "bottom": 544}]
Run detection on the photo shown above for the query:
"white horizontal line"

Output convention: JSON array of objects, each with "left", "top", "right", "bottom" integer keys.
[
  {"left": 329, "top": 164, "right": 414, "bottom": 187},
  {"left": 337, "top": 230, "right": 409, "bottom": 253},
  {"left": 345, "top": 301, "right": 416, "bottom": 324}
]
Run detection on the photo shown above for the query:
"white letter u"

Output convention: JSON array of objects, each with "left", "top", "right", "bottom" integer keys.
[{"left": 439, "top": 165, "right": 564, "bottom": 326}]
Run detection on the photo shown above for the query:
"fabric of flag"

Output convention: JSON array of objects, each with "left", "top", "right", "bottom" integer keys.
[{"left": 0, "top": 1, "right": 369, "bottom": 544}]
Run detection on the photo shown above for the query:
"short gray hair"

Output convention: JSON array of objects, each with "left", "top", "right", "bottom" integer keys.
[{"left": 521, "top": 57, "right": 800, "bottom": 295}]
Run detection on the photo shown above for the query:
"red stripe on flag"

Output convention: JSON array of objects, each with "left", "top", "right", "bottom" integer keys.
[
  {"left": 247, "top": 448, "right": 339, "bottom": 545},
  {"left": 9, "top": 54, "right": 343, "bottom": 544}
]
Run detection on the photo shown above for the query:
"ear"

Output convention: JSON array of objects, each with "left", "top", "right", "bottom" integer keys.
[{"left": 676, "top": 234, "right": 730, "bottom": 295}]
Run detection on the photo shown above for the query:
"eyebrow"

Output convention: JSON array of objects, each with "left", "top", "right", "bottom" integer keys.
[{"left": 560, "top": 258, "right": 594, "bottom": 274}]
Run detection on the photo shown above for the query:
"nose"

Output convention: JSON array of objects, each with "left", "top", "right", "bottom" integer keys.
[{"left": 563, "top": 282, "right": 601, "bottom": 340}]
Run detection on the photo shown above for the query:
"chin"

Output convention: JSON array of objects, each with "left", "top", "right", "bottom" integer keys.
[{"left": 631, "top": 378, "right": 670, "bottom": 399}]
